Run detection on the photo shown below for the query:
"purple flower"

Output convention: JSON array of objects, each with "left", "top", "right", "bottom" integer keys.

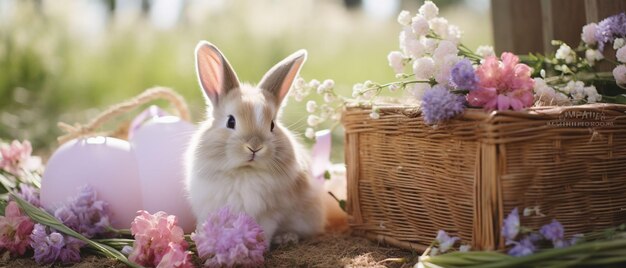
[
  {"left": 507, "top": 235, "right": 537, "bottom": 257},
  {"left": 30, "top": 224, "right": 84, "bottom": 265},
  {"left": 421, "top": 85, "right": 466, "bottom": 124},
  {"left": 502, "top": 207, "right": 520, "bottom": 241},
  {"left": 540, "top": 220, "right": 570, "bottom": 248},
  {"left": 14, "top": 184, "right": 41, "bottom": 207},
  {"left": 191, "top": 207, "right": 267, "bottom": 267},
  {"left": 435, "top": 230, "right": 460, "bottom": 253},
  {"left": 450, "top": 59, "right": 479, "bottom": 90},
  {"left": 53, "top": 185, "right": 111, "bottom": 238},
  {"left": 595, "top": 12, "right": 626, "bottom": 51}
]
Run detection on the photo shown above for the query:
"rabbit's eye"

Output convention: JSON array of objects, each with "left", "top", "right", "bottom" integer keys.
[
  {"left": 227, "top": 115, "right": 236, "bottom": 129},
  {"left": 270, "top": 120, "right": 275, "bottom": 132}
]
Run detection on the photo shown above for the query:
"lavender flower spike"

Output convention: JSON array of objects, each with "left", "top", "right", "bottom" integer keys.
[
  {"left": 15, "top": 184, "right": 41, "bottom": 207},
  {"left": 508, "top": 236, "right": 536, "bottom": 257},
  {"left": 502, "top": 207, "right": 520, "bottom": 241},
  {"left": 450, "top": 59, "right": 478, "bottom": 90},
  {"left": 595, "top": 12, "right": 626, "bottom": 51},
  {"left": 421, "top": 85, "right": 466, "bottom": 124},
  {"left": 540, "top": 219, "right": 569, "bottom": 248},
  {"left": 435, "top": 230, "right": 460, "bottom": 253},
  {"left": 54, "top": 185, "right": 111, "bottom": 238}
]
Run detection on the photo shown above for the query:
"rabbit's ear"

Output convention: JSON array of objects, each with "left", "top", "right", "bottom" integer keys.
[
  {"left": 258, "top": 49, "right": 307, "bottom": 105},
  {"left": 195, "top": 41, "right": 240, "bottom": 106}
]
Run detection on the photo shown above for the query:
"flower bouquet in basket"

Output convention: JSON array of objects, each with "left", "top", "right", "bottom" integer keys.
[{"left": 291, "top": 1, "right": 626, "bottom": 267}]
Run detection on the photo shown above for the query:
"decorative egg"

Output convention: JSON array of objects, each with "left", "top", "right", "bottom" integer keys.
[
  {"left": 129, "top": 115, "right": 197, "bottom": 232},
  {"left": 41, "top": 136, "right": 143, "bottom": 229}
]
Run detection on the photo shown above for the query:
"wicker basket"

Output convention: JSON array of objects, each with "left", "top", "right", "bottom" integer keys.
[{"left": 342, "top": 103, "right": 626, "bottom": 251}]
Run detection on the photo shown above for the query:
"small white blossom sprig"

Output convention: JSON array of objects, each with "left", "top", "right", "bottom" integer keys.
[{"left": 290, "top": 78, "right": 347, "bottom": 139}]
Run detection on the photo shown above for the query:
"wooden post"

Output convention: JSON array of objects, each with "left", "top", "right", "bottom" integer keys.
[
  {"left": 491, "top": 0, "right": 544, "bottom": 55},
  {"left": 492, "top": 0, "right": 626, "bottom": 55}
]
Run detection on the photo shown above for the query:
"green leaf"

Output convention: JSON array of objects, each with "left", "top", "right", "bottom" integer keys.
[
  {"left": 12, "top": 194, "right": 141, "bottom": 268},
  {"left": 323, "top": 170, "right": 331, "bottom": 180},
  {"left": 339, "top": 200, "right": 346, "bottom": 212}
]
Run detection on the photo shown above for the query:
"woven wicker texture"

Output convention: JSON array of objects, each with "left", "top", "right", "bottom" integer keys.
[{"left": 342, "top": 103, "right": 626, "bottom": 251}]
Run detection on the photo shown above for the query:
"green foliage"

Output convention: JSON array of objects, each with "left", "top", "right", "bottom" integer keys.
[{"left": 0, "top": 1, "right": 491, "bottom": 159}]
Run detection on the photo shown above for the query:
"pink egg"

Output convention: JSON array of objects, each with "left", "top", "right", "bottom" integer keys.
[
  {"left": 129, "top": 115, "right": 197, "bottom": 232},
  {"left": 41, "top": 137, "right": 143, "bottom": 229}
]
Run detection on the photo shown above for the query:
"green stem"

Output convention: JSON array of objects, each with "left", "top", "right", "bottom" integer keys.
[{"left": 467, "top": 238, "right": 626, "bottom": 268}]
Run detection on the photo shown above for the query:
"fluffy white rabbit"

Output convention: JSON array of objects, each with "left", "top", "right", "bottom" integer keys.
[{"left": 186, "top": 41, "right": 326, "bottom": 245}]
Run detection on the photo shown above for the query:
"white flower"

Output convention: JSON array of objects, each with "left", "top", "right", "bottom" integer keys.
[
  {"left": 581, "top": 23, "right": 597, "bottom": 45},
  {"left": 308, "top": 79, "right": 320, "bottom": 89},
  {"left": 399, "top": 27, "right": 416, "bottom": 55},
  {"left": 584, "top": 86, "right": 601, "bottom": 103},
  {"left": 533, "top": 78, "right": 571, "bottom": 106},
  {"left": 421, "top": 37, "right": 437, "bottom": 54},
  {"left": 555, "top": 44, "right": 576, "bottom": 64},
  {"left": 406, "top": 39, "right": 425, "bottom": 59},
  {"left": 614, "top": 38, "right": 625, "bottom": 50},
  {"left": 369, "top": 111, "right": 380, "bottom": 119},
  {"left": 616, "top": 46, "right": 626, "bottom": 63},
  {"left": 307, "top": 115, "right": 321, "bottom": 126},
  {"left": 446, "top": 25, "right": 462, "bottom": 44},
  {"left": 429, "top": 17, "right": 449, "bottom": 38},
  {"left": 363, "top": 80, "right": 374, "bottom": 88},
  {"left": 459, "top": 245, "right": 471, "bottom": 252},
  {"left": 435, "top": 54, "right": 460, "bottom": 85},
  {"left": 387, "top": 51, "right": 405, "bottom": 73},
  {"left": 294, "top": 93, "right": 304, "bottom": 102},
  {"left": 362, "top": 89, "right": 376, "bottom": 99},
  {"left": 614, "top": 65, "right": 626, "bottom": 85},
  {"left": 475, "top": 45, "right": 495, "bottom": 58},
  {"left": 322, "top": 79, "right": 335, "bottom": 89},
  {"left": 564, "top": 80, "right": 586, "bottom": 102},
  {"left": 397, "top": 10, "right": 412, "bottom": 26},
  {"left": 305, "top": 128, "right": 315, "bottom": 139},
  {"left": 411, "top": 15, "right": 429, "bottom": 36},
  {"left": 585, "top": 49, "right": 604, "bottom": 66},
  {"left": 433, "top": 40, "right": 459, "bottom": 61},
  {"left": 411, "top": 83, "right": 431, "bottom": 99},
  {"left": 294, "top": 77, "right": 306, "bottom": 90},
  {"left": 352, "top": 83, "right": 364, "bottom": 97},
  {"left": 323, "top": 93, "right": 335, "bottom": 103},
  {"left": 418, "top": 1, "right": 439, "bottom": 20},
  {"left": 540, "top": 69, "right": 546, "bottom": 78},
  {"left": 412, "top": 57, "right": 436, "bottom": 79},
  {"left": 316, "top": 84, "right": 327, "bottom": 94},
  {"left": 306, "top": 100, "right": 317, "bottom": 113}
]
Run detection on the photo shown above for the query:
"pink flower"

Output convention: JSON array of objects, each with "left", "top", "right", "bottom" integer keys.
[
  {"left": 156, "top": 243, "right": 193, "bottom": 268},
  {"left": 127, "top": 211, "right": 190, "bottom": 267},
  {"left": 0, "top": 201, "right": 35, "bottom": 256},
  {"left": 467, "top": 52, "right": 535, "bottom": 111},
  {"left": 0, "top": 140, "right": 41, "bottom": 176}
]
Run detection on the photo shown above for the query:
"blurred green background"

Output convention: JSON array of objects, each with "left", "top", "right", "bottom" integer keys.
[{"left": 0, "top": 0, "right": 492, "bottom": 161}]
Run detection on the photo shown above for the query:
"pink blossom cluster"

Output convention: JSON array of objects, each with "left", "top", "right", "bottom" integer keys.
[
  {"left": 126, "top": 210, "right": 192, "bottom": 268},
  {"left": 0, "top": 140, "right": 41, "bottom": 176},
  {"left": 0, "top": 201, "right": 35, "bottom": 256},
  {"left": 467, "top": 53, "right": 535, "bottom": 111}
]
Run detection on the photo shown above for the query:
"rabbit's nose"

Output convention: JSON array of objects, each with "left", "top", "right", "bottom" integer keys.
[{"left": 247, "top": 146, "right": 263, "bottom": 153}]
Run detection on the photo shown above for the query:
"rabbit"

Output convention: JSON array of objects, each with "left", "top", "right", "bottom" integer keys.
[{"left": 185, "top": 41, "right": 326, "bottom": 246}]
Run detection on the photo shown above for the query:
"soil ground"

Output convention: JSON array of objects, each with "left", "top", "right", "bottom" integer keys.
[{"left": 0, "top": 234, "right": 419, "bottom": 268}]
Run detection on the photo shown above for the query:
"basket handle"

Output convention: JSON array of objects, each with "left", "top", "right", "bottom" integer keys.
[{"left": 57, "top": 87, "right": 190, "bottom": 144}]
